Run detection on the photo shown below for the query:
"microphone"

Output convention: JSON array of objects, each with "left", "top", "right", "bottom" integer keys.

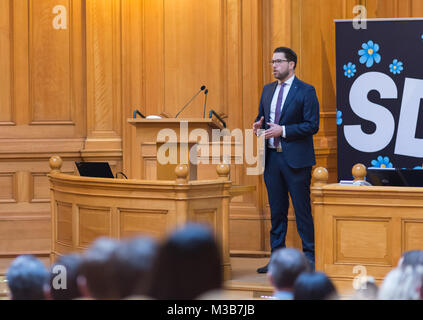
[
  {"left": 175, "top": 85, "right": 206, "bottom": 118},
  {"left": 202, "top": 89, "right": 208, "bottom": 118},
  {"left": 133, "top": 109, "right": 146, "bottom": 119}
]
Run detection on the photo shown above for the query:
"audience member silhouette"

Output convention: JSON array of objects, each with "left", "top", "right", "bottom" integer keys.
[
  {"left": 268, "top": 248, "right": 310, "bottom": 299},
  {"left": 398, "top": 250, "right": 423, "bottom": 268},
  {"left": 49, "top": 254, "right": 83, "bottom": 300},
  {"left": 108, "top": 236, "right": 158, "bottom": 299},
  {"left": 6, "top": 255, "right": 49, "bottom": 300},
  {"left": 146, "top": 223, "right": 222, "bottom": 299},
  {"left": 77, "top": 237, "right": 120, "bottom": 299},
  {"left": 293, "top": 271, "right": 339, "bottom": 300}
]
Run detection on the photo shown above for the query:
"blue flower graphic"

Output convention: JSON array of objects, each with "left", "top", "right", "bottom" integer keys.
[
  {"left": 343, "top": 62, "right": 356, "bottom": 78},
  {"left": 358, "top": 40, "right": 381, "bottom": 68},
  {"left": 371, "top": 156, "right": 393, "bottom": 168},
  {"left": 336, "top": 110, "right": 343, "bottom": 125},
  {"left": 389, "top": 59, "right": 403, "bottom": 74}
]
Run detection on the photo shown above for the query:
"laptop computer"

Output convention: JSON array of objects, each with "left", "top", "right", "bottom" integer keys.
[
  {"left": 397, "top": 169, "right": 423, "bottom": 187},
  {"left": 75, "top": 161, "right": 114, "bottom": 179},
  {"left": 366, "top": 168, "right": 406, "bottom": 187}
]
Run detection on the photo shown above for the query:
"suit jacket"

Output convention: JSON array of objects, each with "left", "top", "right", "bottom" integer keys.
[{"left": 255, "top": 76, "right": 320, "bottom": 169}]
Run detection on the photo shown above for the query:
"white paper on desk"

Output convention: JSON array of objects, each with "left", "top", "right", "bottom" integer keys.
[{"left": 146, "top": 115, "right": 162, "bottom": 119}]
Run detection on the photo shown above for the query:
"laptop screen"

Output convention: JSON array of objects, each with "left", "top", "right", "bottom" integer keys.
[
  {"left": 397, "top": 169, "right": 423, "bottom": 187},
  {"left": 366, "top": 168, "right": 406, "bottom": 187},
  {"left": 75, "top": 162, "right": 114, "bottom": 179}
]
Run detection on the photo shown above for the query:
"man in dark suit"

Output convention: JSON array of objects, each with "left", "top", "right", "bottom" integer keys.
[{"left": 253, "top": 47, "right": 319, "bottom": 273}]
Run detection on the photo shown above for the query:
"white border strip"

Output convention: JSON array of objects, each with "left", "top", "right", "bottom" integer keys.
[{"left": 334, "top": 17, "right": 423, "bottom": 22}]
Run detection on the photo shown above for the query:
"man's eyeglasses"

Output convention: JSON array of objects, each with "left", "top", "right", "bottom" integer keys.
[{"left": 269, "top": 59, "right": 289, "bottom": 65}]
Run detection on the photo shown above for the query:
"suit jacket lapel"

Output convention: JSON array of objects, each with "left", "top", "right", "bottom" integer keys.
[
  {"left": 279, "top": 77, "right": 299, "bottom": 122},
  {"left": 264, "top": 81, "right": 279, "bottom": 123}
]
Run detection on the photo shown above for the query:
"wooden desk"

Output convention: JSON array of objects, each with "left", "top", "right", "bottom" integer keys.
[
  {"left": 312, "top": 165, "right": 423, "bottom": 294},
  {"left": 49, "top": 156, "right": 233, "bottom": 280}
]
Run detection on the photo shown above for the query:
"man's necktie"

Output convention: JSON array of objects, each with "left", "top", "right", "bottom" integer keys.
[{"left": 273, "top": 82, "right": 286, "bottom": 148}]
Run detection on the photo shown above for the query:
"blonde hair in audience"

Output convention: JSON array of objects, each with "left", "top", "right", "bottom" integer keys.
[{"left": 378, "top": 265, "right": 423, "bottom": 300}]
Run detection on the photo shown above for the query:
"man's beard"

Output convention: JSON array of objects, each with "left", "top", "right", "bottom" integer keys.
[{"left": 274, "top": 69, "right": 289, "bottom": 81}]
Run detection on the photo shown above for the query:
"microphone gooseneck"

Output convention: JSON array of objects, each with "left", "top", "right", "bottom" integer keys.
[
  {"left": 175, "top": 86, "right": 206, "bottom": 118},
  {"left": 203, "top": 89, "right": 209, "bottom": 118}
]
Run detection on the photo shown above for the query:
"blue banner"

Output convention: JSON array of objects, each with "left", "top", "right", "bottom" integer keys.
[{"left": 336, "top": 19, "right": 423, "bottom": 180}]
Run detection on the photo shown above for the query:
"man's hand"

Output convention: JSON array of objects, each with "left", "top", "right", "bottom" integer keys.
[
  {"left": 265, "top": 122, "right": 283, "bottom": 139},
  {"left": 253, "top": 116, "right": 264, "bottom": 135}
]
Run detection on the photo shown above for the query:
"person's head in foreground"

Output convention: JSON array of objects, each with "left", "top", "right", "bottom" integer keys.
[
  {"left": 6, "top": 255, "right": 49, "bottom": 300},
  {"left": 268, "top": 248, "right": 310, "bottom": 299},
  {"left": 293, "top": 271, "right": 339, "bottom": 300},
  {"left": 147, "top": 223, "right": 222, "bottom": 299}
]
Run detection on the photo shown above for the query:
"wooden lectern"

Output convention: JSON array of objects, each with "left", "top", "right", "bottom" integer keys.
[
  {"left": 126, "top": 118, "right": 223, "bottom": 181},
  {"left": 49, "top": 156, "right": 233, "bottom": 280}
]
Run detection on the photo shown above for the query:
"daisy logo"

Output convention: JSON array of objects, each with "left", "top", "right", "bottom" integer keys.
[
  {"left": 358, "top": 40, "right": 381, "bottom": 68},
  {"left": 389, "top": 59, "right": 404, "bottom": 75},
  {"left": 343, "top": 63, "right": 356, "bottom": 78}
]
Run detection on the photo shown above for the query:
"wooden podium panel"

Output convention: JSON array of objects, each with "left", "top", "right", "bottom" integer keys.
[
  {"left": 127, "top": 118, "right": 223, "bottom": 181},
  {"left": 49, "top": 156, "right": 233, "bottom": 280},
  {"left": 312, "top": 166, "right": 423, "bottom": 294}
]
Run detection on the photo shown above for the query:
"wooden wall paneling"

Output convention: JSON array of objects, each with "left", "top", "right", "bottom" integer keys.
[
  {"left": 411, "top": 0, "right": 423, "bottom": 16},
  {"left": 365, "top": 0, "right": 401, "bottom": 18},
  {"left": 0, "top": 0, "right": 13, "bottom": 125},
  {"left": 225, "top": 0, "right": 242, "bottom": 130},
  {"left": 84, "top": 0, "right": 122, "bottom": 153},
  {"left": 11, "top": 0, "right": 29, "bottom": 128},
  {"left": 0, "top": 158, "right": 76, "bottom": 274},
  {"left": 142, "top": 0, "right": 164, "bottom": 117},
  {"left": 121, "top": 0, "right": 144, "bottom": 176},
  {"left": 227, "top": 0, "right": 269, "bottom": 254},
  {"left": 29, "top": 0, "right": 72, "bottom": 123},
  {"left": 398, "top": 0, "right": 412, "bottom": 17},
  {"left": 228, "top": 0, "right": 262, "bottom": 253},
  {"left": 0, "top": 172, "right": 16, "bottom": 203},
  {"left": 264, "top": 0, "right": 292, "bottom": 84},
  {"left": 1, "top": 0, "right": 86, "bottom": 139},
  {"left": 162, "top": 0, "right": 224, "bottom": 118}
]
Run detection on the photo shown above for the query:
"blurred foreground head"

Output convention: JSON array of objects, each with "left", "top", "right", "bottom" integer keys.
[
  {"left": 268, "top": 248, "right": 310, "bottom": 291},
  {"left": 78, "top": 237, "right": 120, "bottom": 299},
  {"left": 49, "top": 254, "right": 83, "bottom": 300},
  {"left": 147, "top": 223, "right": 222, "bottom": 299},
  {"left": 293, "top": 271, "right": 339, "bottom": 300},
  {"left": 6, "top": 255, "right": 49, "bottom": 300}
]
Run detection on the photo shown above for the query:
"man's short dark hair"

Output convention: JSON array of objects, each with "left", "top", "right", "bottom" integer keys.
[
  {"left": 268, "top": 248, "right": 310, "bottom": 289},
  {"left": 6, "top": 255, "right": 49, "bottom": 300},
  {"left": 274, "top": 47, "right": 297, "bottom": 69}
]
